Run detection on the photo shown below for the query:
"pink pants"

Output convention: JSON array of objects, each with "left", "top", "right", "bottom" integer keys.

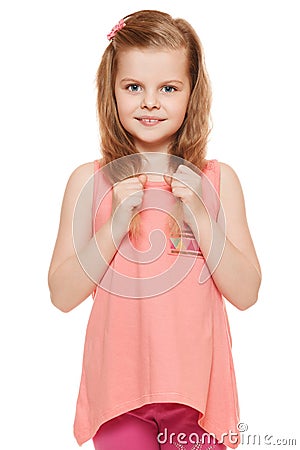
[{"left": 93, "top": 403, "right": 226, "bottom": 450}]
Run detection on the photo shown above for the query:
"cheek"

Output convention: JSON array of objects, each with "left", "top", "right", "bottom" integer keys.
[
  {"left": 172, "top": 98, "right": 189, "bottom": 129},
  {"left": 115, "top": 99, "right": 127, "bottom": 123},
  {"left": 116, "top": 94, "right": 135, "bottom": 117},
  {"left": 176, "top": 98, "right": 189, "bottom": 120},
  {"left": 169, "top": 93, "right": 190, "bottom": 114}
]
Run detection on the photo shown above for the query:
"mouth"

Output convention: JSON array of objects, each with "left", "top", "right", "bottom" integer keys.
[{"left": 135, "top": 116, "right": 166, "bottom": 126}]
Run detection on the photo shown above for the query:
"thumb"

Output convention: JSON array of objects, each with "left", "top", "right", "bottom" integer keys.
[
  {"left": 163, "top": 174, "right": 172, "bottom": 186},
  {"left": 138, "top": 174, "right": 147, "bottom": 185}
]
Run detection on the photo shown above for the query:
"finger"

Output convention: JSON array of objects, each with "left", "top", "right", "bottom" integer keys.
[
  {"left": 164, "top": 174, "right": 189, "bottom": 190},
  {"left": 171, "top": 187, "right": 188, "bottom": 200},
  {"left": 138, "top": 174, "right": 147, "bottom": 186},
  {"left": 173, "top": 167, "right": 201, "bottom": 191},
  {"left": 170, "top": 178, "right": 188, "bottom": 188},
  {"left": 115, "top": 175, "right": 147, "bottom": 188},
  {"left": 119, "top": 190, "right": 143, "bottom": 208},
  {"left": 175, "top": 164, "right": 195, "bottom": 175},
  {"left": 163, "top": 174, "right": 172, "bottom": 185},
  {"left": 129, "top": 191, "right": 144, "bottom": 208},
  {"left": 174, "top": 165, "right": 200, "bottom": 185}
]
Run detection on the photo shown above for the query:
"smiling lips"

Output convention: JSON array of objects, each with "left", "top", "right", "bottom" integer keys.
[{"left": 136, "top": 116, "right": 166, "bottom": 126}]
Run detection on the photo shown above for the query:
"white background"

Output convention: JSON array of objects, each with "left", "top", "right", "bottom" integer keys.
[{"left": 1, "top": 0, "right": 299, "bottom": 449}]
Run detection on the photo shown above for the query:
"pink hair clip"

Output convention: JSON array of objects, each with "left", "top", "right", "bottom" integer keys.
[{"left": 107, "top": 19, "right": 126, "bottom": 41}]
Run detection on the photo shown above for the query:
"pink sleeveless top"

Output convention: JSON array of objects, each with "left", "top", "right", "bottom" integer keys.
[{"left": 73, "top": 159, "right": 240, "bottom": 448}]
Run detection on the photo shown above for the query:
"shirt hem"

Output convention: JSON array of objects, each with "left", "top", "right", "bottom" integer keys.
[
  {"left": 74, "top": 391, "right": 239, "bottom": 448},
  {"left": 75, "top": 392, "right": 205, "bottom": 445}
]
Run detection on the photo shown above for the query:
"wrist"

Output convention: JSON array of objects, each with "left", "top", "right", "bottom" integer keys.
[
  {"left": 108, "top": 214, "right": 129, "bottom": 244},
  {"left": 188, "top": 203, "right": 210, "bottom": 243}
]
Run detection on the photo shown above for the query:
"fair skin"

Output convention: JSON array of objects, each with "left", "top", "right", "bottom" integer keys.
[
  {"left": 48, "top": 47, "right": 261, "bottom": 312},
  {"left": 114, "top": 48, "right": 191, "bottom": 155}
]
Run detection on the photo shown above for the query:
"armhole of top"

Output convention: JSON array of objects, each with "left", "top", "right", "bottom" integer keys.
[
  {"left": 204, "top": 159, "right": 221, "bottom": 222},
  {"left": 205, "top": 159, "right": 221, "bottom": 197},
  {"left": 92, "top": 159, "right": 101, "bottom": 235},
  {"left": 91, "top": 159, "right": 101, "bottom": 299},
  {"left": 212, "top": 159, "right": 221, "bottom": 197},
  {"left": 212, "top": 159, "right": 223, "bottom": 225}
]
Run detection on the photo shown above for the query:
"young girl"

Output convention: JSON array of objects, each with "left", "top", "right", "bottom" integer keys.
[{"left": 48, "top": 10, "right": 261, "bottom": 450}]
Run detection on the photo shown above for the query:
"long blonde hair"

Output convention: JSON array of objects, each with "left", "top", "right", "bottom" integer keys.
[{"left": 96, "top": 10, "right": 212, "bottom": 236}]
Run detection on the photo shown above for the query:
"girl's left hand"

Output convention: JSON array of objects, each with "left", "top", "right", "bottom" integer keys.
[{"left": 164, "top": 165, "right": 205, "bottom": 234}]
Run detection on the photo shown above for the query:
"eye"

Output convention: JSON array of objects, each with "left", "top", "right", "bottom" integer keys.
[
  {"left": 127, "top": 84, "right": 142, "bottom": 92},
  {"left": 161, "top": 86, "right": 177, "bottom": 93}
]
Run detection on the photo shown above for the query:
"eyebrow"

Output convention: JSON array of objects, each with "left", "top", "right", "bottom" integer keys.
[{"left": 120, "top": 78, "right": 184, "bottom": 85}]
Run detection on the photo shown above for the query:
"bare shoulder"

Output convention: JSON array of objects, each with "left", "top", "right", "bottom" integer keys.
[
  {"left": 68, "top": 158, "right": 104, "bottom": 182},
  {"left": 48, "top": 160, "right": 99, "bottom": 277},
  {"left": 219, "top": 161, "right": 242, "bottom": 187},
  {"left": 218, "top": 160, "right": 261, "bottom": 278},
  {"left": 63, "top": 159, "right": 105, "bottom": 200},
  {"left": 218, "top": 161, "right": 248, "bottom": 237},
  {"left": 66, "top": 161, "right": 95, "bottom": 189},
  {"left": 218, "top": 161, "right": 245, "bottom": 205},
  {"left": 218, "top": 160, "right": 250, "bottom": 242},
  {"left": 58, "top": 160, "right": 99, "bottom": 222}
]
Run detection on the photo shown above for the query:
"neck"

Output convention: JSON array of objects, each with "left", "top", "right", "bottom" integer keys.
[{"left": 139, "top": 152, "right": 171, "bottom": 177}]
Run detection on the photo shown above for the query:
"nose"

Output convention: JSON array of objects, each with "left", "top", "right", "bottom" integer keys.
[{"left": 140, "top": 90, "right": 160, "bottom": 110}]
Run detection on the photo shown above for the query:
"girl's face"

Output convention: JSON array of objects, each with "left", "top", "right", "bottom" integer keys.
[{"left": 114, "top": 48, "right": 191, "bottom": 153}]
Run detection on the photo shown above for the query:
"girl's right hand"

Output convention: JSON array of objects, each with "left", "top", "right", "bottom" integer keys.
[{"left": 110, "top": 174, "right": 147, "bottom": 236}]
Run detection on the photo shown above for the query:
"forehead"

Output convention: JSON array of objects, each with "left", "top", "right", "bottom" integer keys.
[{"left": 116, "top": 48, "right": 189, "bottom": 81}]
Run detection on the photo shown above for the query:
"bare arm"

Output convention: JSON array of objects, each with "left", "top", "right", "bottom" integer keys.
[
  {"left": 196, "top": 162, "right": 262, "bottom": 310},
  {"left": 169, "top": 162, "right": 262, "bottom": 310},
  {"left": 48, "top": 162, "right": 147, "bottom": 312},
  {"left": 48, "top": 162, "right": 118, "bottom": 312}
]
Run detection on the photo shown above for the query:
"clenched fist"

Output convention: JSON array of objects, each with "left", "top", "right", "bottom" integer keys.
[
  {"left": 164, "top": 165, "right": 205, "bottom": 236},
  {"left": 110, "top": 174, "right": 147, "bottom": 237}
]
